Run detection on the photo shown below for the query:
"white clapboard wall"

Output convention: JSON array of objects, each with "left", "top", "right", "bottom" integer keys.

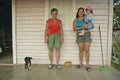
[
  {"left": 16, "top": 0, "right": 47, "bottom": 64},
  {"left": 16, "top": 0, "right": 109, "bottom": 65}
]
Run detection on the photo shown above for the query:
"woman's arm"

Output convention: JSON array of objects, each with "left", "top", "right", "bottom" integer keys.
[
  {"left": 44, "top": 23, "right": 48, "bottom": 44},
  {"left": 73, "top": 19, "right": 82, "bottom": 31},
  {"left": 82, "top": 24, "right": 88, "bottom": 29},
  {"left": 60, "top": 23, "right": 64, "bottom": 44}
]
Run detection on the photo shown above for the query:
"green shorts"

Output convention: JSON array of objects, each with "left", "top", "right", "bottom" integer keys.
[
  {"left": 76, "top": 32, "right": 91, "bottom": 43},
  {"left": 48, "top": 34, "right": 61, "bottom": 49}
]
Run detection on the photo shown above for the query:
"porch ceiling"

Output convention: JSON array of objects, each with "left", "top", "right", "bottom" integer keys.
[{"left": 0, "top": 0, "right": 11, "bottom": 14}]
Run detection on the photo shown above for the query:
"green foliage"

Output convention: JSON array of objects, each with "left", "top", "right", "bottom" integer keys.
[
  {"left": 114, "top": 0, "right": 120, "bottom": 3},
  {"left": 112, "top": 63, "right": 120, "bottom": 71},
  {"left": 111, "top": 56, "right": 119, "bottom": 64},
  {"left": 113, "top": 0, "right": 120, "bottom": 26},
  {"left": 112, "top": 46, "right": 120, "bottom": 62},
  {"left": 112, "top": 45, "right": 120, "bottom": 71},
  {"left": 112, "top": 46, "right": 120, "bottom": 64},
  {"left": 112, "top": 0, "right": 120, "bottom": 70},
  {"left": 112, "top": 31, "right": 120, "bottom": 71}
]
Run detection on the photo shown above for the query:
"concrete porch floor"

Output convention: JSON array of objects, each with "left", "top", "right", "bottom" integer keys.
[{"left": 0, "top": 65, "right": 120, "bottom": 80}]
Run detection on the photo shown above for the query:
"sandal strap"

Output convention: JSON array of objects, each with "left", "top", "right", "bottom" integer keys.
[
  {"left": 48, "top": 64, "right": 54, "bottom": 69},
  {"left": 75, "top": 65, "right": 83, "bottom": 68},
  {"left": 86, "top": 67, "right": 92, "bottom": 71},
  {"left": 56, "top": 65, "right": 62, "bottom": 70}
]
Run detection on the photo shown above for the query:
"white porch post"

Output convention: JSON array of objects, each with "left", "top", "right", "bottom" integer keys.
[
  {"left": 108, "top": 0, "right": 113, "bottom": 66},
  {"left": 12, "top": 0, "right": 17, "bottom": 64}
]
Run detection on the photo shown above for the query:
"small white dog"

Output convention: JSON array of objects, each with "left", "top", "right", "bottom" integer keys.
[{"left": 64, "top": 61, "right": 72, "bottom": 67}]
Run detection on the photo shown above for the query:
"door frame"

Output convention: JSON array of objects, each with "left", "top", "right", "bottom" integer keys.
[
  {"left": 45, "top": 0, "right": 76, "bottom": 23},
  {"left": 12, "top": 0, "right": 17, "bottom": 64}
]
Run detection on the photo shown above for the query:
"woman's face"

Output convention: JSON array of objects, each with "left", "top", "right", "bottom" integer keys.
[
  {"left": 78, "top": 9, "right": 84, "bottom": 17},
  {"left": 51, "top": 11, "right": 58, "bottom": 18}
]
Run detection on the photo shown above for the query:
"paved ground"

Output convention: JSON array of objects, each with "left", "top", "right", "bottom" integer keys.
[
  {"left": 0, "top": 50, "right": 12, "bottom": 64},
  {"left": 0, "top": 54, "right": 12, "bottom": 64},
  {"left": 0, "top": 65, "right": 120, "bottom": 80}
]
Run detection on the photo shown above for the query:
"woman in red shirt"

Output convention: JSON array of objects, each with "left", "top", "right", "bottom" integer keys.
[{"left": 44, "top": 8, "right": 64, "bottom": 70}]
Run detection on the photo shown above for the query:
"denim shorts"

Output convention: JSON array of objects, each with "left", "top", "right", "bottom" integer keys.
[{"left": 76, "top": 32, "right": 91, "bottom": 43}]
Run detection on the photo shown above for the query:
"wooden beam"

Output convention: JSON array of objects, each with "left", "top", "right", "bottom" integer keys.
[
  {"left": 12, "top": 0, "right": 17, "bottom": 64},
  {"left": 107, "top": 0, "right": 113, "bottom": 66}
]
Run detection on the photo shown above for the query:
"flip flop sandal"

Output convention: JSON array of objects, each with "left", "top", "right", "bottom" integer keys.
[
  {"left": 75, "top": 65, "right": 83, "bottom": 69},
  {"left": 48, "top": 64, "right": 54, "bottom": 69},
  {"left": 86, "top": 67, "right": 92, "bottom": 72},
  {"left": 56, "top": 65, "right": 62, "bottom": 70}
]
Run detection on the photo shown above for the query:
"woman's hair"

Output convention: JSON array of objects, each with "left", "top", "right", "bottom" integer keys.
[
  {"left": 76, "top": 7, "right": 85, "bottom": 18},
  {"left": 51, "top": 8, "right": 58, "bottom": 14}
]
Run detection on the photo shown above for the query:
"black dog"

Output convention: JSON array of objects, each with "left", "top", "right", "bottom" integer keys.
[{"left": 24, "top": 57, "right": 33, "bottom": 71}]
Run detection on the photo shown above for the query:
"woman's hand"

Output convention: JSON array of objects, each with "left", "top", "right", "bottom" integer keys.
[
  {"left": 45, "top": 36, "right": 48, "bottom": 44},
  {"left": 82, "top": 24, "right": 87, "bottom": 29},
  {"left": 61, "top": 37, "right": 64, "bottom": 44}
]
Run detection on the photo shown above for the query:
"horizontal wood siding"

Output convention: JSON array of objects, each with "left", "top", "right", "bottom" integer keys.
[
  {"left": 16, "top": 0, "right": 46, "bottom": 64},
  {"left": 16, "top": 0, "right": 109, "bottom": 65}
]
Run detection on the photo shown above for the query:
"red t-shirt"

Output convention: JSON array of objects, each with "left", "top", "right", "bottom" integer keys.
[{"left": 46, "top": 18, "right": 62, "bottom": 36}]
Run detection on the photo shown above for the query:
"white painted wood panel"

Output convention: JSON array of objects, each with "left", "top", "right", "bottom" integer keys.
[
  {"left": 16, "top": 0, "right": 109, "bottom": 65},
  {"left": 16, "top": 0, "right": 45, "bottom": 64}
]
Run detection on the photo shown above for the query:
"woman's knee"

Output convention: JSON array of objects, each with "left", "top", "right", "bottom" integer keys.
[
  {"left": 49, "top": 49, "right": 53, "bottom": 54},
  {"left": 85, "top": 49, "right": 90, "bottom": 54},
  {"left": 55, "top": 48, "right": 60, "bottom": 52},
  {"left": 79, "top": 47, "right": 84, "bottom": 53}
]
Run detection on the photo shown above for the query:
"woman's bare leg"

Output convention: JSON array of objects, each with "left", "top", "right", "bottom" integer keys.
[
  {"left": 56, "top": 48, "right": 60, "bottom": 64},
  {"left": 78, "top": 43, "right": 84, "bottom": 66},
  {"left": 84, "top": 42, "right": 90, "bottom": 67},
  {"left": 49, "top": 49, "right": 53, "bottom": 64}
]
